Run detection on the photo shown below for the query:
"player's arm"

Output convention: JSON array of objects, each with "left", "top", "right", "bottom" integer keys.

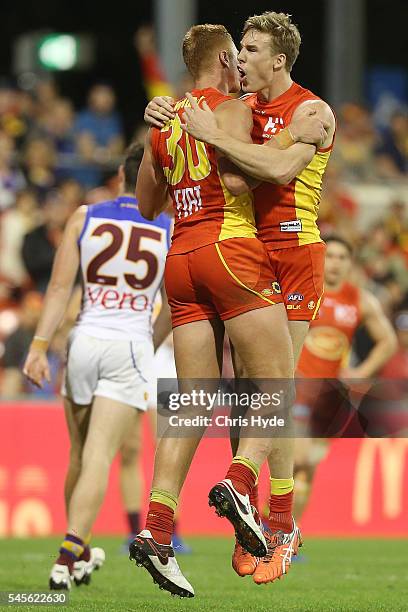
[
  {"left": 213, "top": 99, "right": 259, "bottom": 194},
  {"left": 181, "top": 95, "right": 331, "bottom": 184},
  {"left": 343, "top": 290, "right": 398, "bottom": 378},
  {"left": 152, "top": 284, "right": 172, "bottom": 352},
  {"left": 22, "top": 207, "right": 86, "bottom": 388},
  {"left": 136, "top": 130, "right": 169, "bottom": 220}
]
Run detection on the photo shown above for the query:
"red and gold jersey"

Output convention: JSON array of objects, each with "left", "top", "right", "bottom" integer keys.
[
  {"left": 297, "top": 282, "right": 361, "bottom": 378},
  {"left": 152, "top": 87, "right": 256, "bottom": 255},
  {"left": 243, "top": 82, "right": 334, "bottom": 249}
]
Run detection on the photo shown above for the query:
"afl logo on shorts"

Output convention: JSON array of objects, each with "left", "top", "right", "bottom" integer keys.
[{"left": 287, "top": 292, "right": 304, "bottom": 302}]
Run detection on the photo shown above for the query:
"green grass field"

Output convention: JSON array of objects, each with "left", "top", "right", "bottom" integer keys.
[{"left": 0, "top": 537, "right": 407, "bottom": 612}]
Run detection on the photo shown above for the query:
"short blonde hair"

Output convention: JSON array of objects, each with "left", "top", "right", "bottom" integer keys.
[
  {"left": 182, "top": 24, "right": 234, "bottom": 78},
  {"left": 243, "top": 12, "right": 301, "bottom": 72}
]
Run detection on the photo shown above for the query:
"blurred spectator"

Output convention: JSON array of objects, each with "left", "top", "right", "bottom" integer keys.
[
  {"left": 23, "top": 137, "right": 57, "bottom": 200},
  {"left": 0, "top": 82, "right": 29, "bottom": 143},
  {"left": 0, "top": 189, "right": 40, "bottom": 287},
  {"left": 318, "top": 165, "right": 359, "bottom": 240},
  {"left": 35, "top": 78, "right": 60, "bottom": 129},
  {"left": 333, "top": 103, "right": 379, "bottom": 181},
  {"left": 21, "top": 190, "right": 73, "bottom": 292},
  {"left": 383, "top": 200, "right": 408, "bottom": 257},
  {"left": 375, "top": 110, "right": 408, "bottom": 179},
  {"left": 358, "top": 223, "right": 408, "bottom": 303},
  {"left": 73, "top": 84, "right": 124, "bottom": 187},
  {"left": 0, "top": 131, "right": 26, "bottom": 211},
  {"left": 133, "top": 122, "right": 149, "bottom": 146},
  {"left": 57, "top": 178, "right": 84, "bottom": 210},
  {"left": 134, "top": 26, "right": 174, "bottom": 100},
  {"left": 0, "top": 290, "right": 64, "bottom": 397},
  {"left": 0, "top": 291, "right": 42, "bottom": 396},
  {"left": 43, "top": 99, "right": 77, "bottom": 178},
  {"left": 134, "top": 25, "right": 193, "bottom": 103}
]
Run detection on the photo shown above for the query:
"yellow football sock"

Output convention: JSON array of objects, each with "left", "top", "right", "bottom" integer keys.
[
  {"left": 270, "top": 477, "right": 294, "bottom": 496},
  {"left": 150, "top": 488, "right": 178, "bottom": 511},
  {"left": 232, "top": 456, "right": 260, "bottom": 481}
]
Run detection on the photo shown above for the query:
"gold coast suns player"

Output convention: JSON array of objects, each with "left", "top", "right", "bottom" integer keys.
[
  {"left": 23, "top": 144, "right": 173, "bottom": 590},
  {"left": 143, "top": 14, "right": 330, "bottom": 586},
  {"left": 127, "top": 24, "right": 326, "bottom": 598},
  {"left": 294, "top": 236, "right": 397, "bottom": 520},
  {"left": 174, "top": 12, "right": 334, "bottom": 584}
]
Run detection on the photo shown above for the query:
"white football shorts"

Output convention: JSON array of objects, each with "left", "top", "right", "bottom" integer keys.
[
  {"left": 62, "top": 331, "right": 154, "bottom": 410},
  {"left": 147, "top": 340, "right": 177, "bottom": 407}
]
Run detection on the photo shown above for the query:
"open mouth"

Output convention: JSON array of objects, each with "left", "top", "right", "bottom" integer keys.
[{"left": 237, "top": 66, "right": 246, "bottom": 81}]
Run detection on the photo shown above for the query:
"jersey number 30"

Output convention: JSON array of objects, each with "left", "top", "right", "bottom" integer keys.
[
  {"left": 86, "top": 223, "right": 161, "bottom": 289},
  {"left": 162, "top": 115, "right": 211, "bottom": 185}
]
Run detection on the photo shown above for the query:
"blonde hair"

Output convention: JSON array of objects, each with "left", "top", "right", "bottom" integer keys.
[
  {"left": 182, "top": 24, "right": 234, "bottom": 78},
  {"left": 243, "top": 12, "right": 301, "bottom": 72}
]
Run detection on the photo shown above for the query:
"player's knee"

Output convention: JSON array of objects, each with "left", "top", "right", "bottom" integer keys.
[
  {"left": 69, "top": 445, "right": 83, "bottom": 471},
  {"left": 294, "top": 461, "right": 316, "bottom": 482},
  {"left": 120, "top": 441, "right": 140, "bottom": 467}
]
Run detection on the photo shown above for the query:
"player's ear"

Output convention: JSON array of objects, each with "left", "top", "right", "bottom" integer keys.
[
  {"left": 219, "top": 50, "right": 229, "bottom": 69},
  {"left": 274, "top": 53, "right": 287, "bottom": 71}
]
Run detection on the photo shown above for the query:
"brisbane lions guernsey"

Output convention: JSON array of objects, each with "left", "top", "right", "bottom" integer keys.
[
  {"left": 151, "top": 87, "right": 256, "bottom": 255},
  {"left": 76, "top": 196, "right": 172, "bottom": 341},
  {"left": 243, "top": 82, "right": 334, "bottom": 249},
  {"left": 297, "top": 282, "right": 361, "bottom": 378}
]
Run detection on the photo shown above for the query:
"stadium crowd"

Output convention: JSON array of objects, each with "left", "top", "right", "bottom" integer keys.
[{"left": 0, "top": 27, "right": 407, "bottom": 397}]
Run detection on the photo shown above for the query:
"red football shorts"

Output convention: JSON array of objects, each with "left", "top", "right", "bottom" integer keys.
[
  {"left": 165, "top": 237, "right": 283, "bottom": 328},
  {"left": 266, "top": 242, "right": 326, "bottom": 321}
]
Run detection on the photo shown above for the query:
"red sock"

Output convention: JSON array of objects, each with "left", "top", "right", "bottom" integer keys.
[
  {"left": 268, "top": 491, "right": 294, "bottom": 533},
  {"left": 225, "top": 462, "right": 257, "bottom": 497},
  {"left": 78, "top": 546, "right": 90, "bottom": 562},
  {"left": 146, "top": 501, "right": 174, "bottom": 545},
  {"left": 249, "top": 483, "right": 259, "bottom": 514},
  {"left": 56, "top": 533, "right": 84, "bottom": 572}
]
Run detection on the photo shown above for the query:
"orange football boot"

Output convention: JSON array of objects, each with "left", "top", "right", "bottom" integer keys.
[
  {"left": 232, "top": 542, "right": 258, "bottom": 577},
  {"left": 253, "top": 520, "right": 302, "bottom": 585}
]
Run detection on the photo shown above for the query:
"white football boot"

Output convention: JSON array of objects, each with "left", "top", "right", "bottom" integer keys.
[
  {"left": 209, "top": 479, "right": 267, "bottom": 557},
  {"left": 129, "top": 530, "right": 194, "bottom": 598}
]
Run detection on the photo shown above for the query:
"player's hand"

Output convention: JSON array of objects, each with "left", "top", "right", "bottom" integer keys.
[
  {"left": 180, "top": 93, "right": 219, "bottom": 143},
  {"left": 289, "top": 109, "right": 329, "bottom": 147},
  {"left": 23, "top": 350, "right": 51, "bottom": 389},
  {"left": 340, "top": 366, "right": 366, "bottom": 380},
  {"left": 144, "top": 96, "right": 175, "bottom": 128}
]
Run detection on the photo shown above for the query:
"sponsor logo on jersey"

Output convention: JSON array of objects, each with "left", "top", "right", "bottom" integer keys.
[
  {"left": 261, "top": 288, "right": 274, "bottom": 297},
  {"left": 287, "top": 292, "right": 304, "bottom": 302},
  {"left": 334, "top": 304, "right": 358, "bottom": 326},
  {"left": 308, "top": 300, "right": 316, "bottom": 310},
  {"left": 280, "top": 220, "right": 302, "bottom": 233},
  {"left": 287, "top": 304, "right": 301, "bottom": 310},
  {"left": 262, "top": 116, "right": 284, "bottom": 135}
]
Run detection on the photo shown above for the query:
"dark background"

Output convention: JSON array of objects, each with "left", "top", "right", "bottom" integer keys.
[{"left": 1, "top": 0, "right": 407, "bottom": 137}]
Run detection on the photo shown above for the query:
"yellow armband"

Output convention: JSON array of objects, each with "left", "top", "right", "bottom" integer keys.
[
  {"left": 274, "top": 127, "right": 296, "bottom": 149},
  {"left": 30, "top": 336, "right": 49, "bottom": 352}
]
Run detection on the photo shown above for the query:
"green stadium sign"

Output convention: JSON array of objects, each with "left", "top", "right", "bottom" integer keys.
[{"left": 38, "top": 34, "right": 79, "bottom": 71}]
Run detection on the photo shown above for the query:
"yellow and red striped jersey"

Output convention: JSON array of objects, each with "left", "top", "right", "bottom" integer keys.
[
  {"left": 152, "top": 87, "right": 256, "bottom": 255},
  {"left": 243, "top": 82, "right": 334, "bottom": 249}
]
